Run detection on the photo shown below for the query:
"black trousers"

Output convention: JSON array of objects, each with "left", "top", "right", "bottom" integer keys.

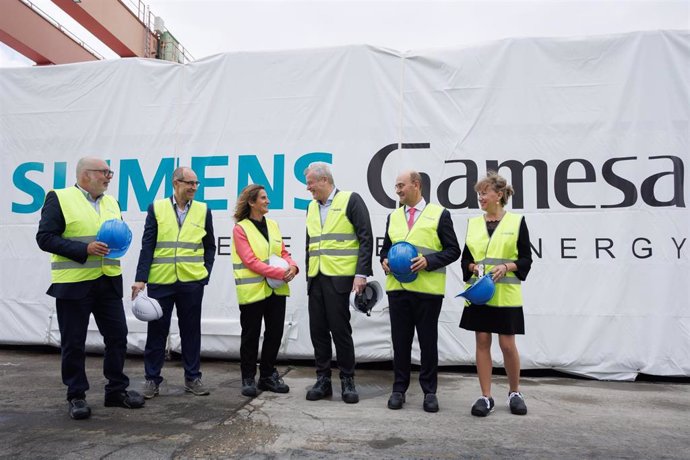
[
  {"left": 308, "top": 275, "right": 355, "bottom": 379},
  {"left": 239, "top": 294, "right": 287, "bottom": 379},
  {"left": 56, "top": 276, "right": 129, "bottom": 401},
  {"left": 145, "top": 284, "right": 204, "bottom": 384},
  {"left": 388, "top": 292, "right": 442, "bottom": 395}
]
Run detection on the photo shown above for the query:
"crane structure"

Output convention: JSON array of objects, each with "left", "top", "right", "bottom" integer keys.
[{"left": 0, "top": 0, "right": 192, "bottom": 65}]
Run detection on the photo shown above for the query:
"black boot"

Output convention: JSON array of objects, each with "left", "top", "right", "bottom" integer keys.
[
  {"left": 341, "top": 376, "right": 359, "bottom": 404},
  {"left": 306, "top": 375, "right": 332, "bottom": 401}
]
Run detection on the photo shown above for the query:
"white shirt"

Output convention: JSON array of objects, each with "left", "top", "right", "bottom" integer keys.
[
  {"left": 405, "top": 198, "right": 427, "bottom": 226},
  {"left": 76, "top": 184, "right": 103, "bottom": 213},
  {"left": 172, "top": 196, "right": 192, "bottom": 227},
  {"left": 317, "top": 188, "right": 337, "bottom": 227}
]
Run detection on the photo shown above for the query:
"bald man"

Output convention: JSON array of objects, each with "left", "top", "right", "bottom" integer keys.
[
  {"left": 380, "top": 170, "right": 460, "bottom": 413},
  {"left": 37, "top": 157, "right": 144, "bottom": 420}
]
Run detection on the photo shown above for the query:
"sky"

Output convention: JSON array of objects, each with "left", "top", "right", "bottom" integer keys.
[{"left": 1, "top": 0, "right": 688, "bottom": 66}]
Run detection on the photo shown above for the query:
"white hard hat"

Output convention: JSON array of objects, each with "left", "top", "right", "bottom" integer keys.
[
  {"left": 349, "top": 281, "right": 384, "bottom": 316},
  {"left": 267, "top": 254, "right": 289, "bottom": 289},
  {"left": 131, "top": 291, "right": 163, "bottom": 322}
]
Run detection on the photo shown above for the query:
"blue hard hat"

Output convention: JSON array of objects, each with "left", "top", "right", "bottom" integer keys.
[
  {"left": 96, "top": 219, "right": 132, "bottom": 259},
  {"left": 456, "top": 274, "right": 496, "bottom": 305},
  {"left": 388, "top": 241, "right": 418, "bottom": 284}
]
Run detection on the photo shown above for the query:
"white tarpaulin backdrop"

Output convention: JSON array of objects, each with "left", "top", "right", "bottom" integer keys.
[{"left": 1, "top": 30, "right": 688, "bottom": 380}]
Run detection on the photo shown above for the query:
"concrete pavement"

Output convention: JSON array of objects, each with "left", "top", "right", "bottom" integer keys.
[{"left": 0, "top": 347, "right": 688, "bottom": 459}]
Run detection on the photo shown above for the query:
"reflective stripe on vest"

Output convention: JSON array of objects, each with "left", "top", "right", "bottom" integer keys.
[
  {"left": 464, "top": 212, "right": 523, "bottom": 307},
  {"left": 232, "top": 218, "right": 290, "bottom": 305},
  {"left": 306, "top": 191, "right": 358, "bottom": 277},
  {"left": 148, "top": 199, "right": 208, "bottom": 284},
  {"left": 385, "top": 204, "right": 446, "bottom": 296},
  {"left": 50, "top": 187, "right": 123, "bottom": 283}
]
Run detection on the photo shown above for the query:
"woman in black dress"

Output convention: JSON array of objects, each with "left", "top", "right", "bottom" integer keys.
[{"left": 460, "top": 171, "right": 532, "bottom": 417}]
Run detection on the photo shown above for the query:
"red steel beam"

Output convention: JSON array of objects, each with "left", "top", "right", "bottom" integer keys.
[
  {"left": 52, "top": 0, "right": 157, "bottom": 58},
  {"left": 0, "top": 0, "right": 99, "bottom": 65}
]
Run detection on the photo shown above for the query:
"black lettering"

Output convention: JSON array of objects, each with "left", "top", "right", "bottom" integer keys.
[
  {"left": 561, "top": 238, "right": 577, "bottom": 259},
  {"left": 601, "top": 157, "right": 637, "bottom": 208},
  {"left": 530, "top": 238, "right": 542, "bottom": 258},
  {"left": 282, "top": 236, "right": 291, "bottom": 249},
  {"left": 217, "top": 236, "right": 232, "bottom": 256},
  {"left": 485, "top": 159, "right": 549, "bottom": 209},
  {"left": 632, "top": 237, "right": 652, "bottom": 259},
  {"left": 420, "top": 172, "right": 431, "bottom": 205},
  {"left": 375, "top": 236, "right": 386, "bottom": 257},
  {"left": 595, "top": 238, "right": 615, "bottom": 258},
  {"left": 437, "top": 160, "right": 479, "bottom": 209},
  {"left": 641, "top": 156, "right": 685, "bottom": 207},
  {"left": 367, "top": 143, "right": 431, "bottom": 209},
  {"left": 555, "top": 159, "right": 596, "bottom": 208},
  {"left": 672, "top": 237, "right": 686, "bottom": 259}
]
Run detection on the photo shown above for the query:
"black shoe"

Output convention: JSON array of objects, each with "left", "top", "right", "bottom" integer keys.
[
  {"left": 340, "top": 376, "right": 359, "bottom": 404},
  {"left": 306, "top": 376, "right": 332, "bottom": 401},
  {"left": 104, "top": 390, "right": 145, "bottom": 409},
  {"left": 471, "top": 396, "right": 495, "bottom": 417},
  {"left": 241, "top": 378, "right": 257, "bottom": 397},
  {"left": 508, "top": 391, "right": 527, "bottom": 415},
  {"left": 258, "top": 370, "right": 290, "bottom": 393},
  {"left": 423, "top": 393, "right": 439, "bottom": 413},
  {"left": 387, "top": 392, "right": 405, "bottom": 410},
  {"left": 68, "top": 398, "right": 91, "bottom": 420}
]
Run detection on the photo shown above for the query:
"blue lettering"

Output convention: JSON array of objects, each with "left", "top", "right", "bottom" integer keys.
[
  {"left": 293, "top": 152, "right": 332, "bottom": 210},
  {"left": 12, "top": 162, "right": 45, "bottom": 214},
  {"left": 119, "top": 158, "right": 175, "bottom": 211},
  {"left": 238, "top": 154, "right": 285, "bottom": 209},
  {"left": 192, "top": 156, "right": 228, "bottom": 211},
  {"left": 54, "top": 162, "right": 67, "bottom": 189}
]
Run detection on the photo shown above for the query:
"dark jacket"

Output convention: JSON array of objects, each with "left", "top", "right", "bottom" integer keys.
[
  {"left": 305, "top": 190, "right": 373, "bottom": 294},
  {"left": 36, "top": 188, "right": 123, "bottom": 300},
  {"left": 134, "top": 197, "right": 216, "bottom": 298},
  {"left": 380, "top": 206, "right": 461, "bottom": 298}
]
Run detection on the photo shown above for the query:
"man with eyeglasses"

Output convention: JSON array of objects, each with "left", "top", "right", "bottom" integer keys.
[
  {"left": 36, "top": 157, "right": 145, "bottom": 420},
  {"left": 132, "top": 167, "right": 216, "bottom": 399},
  {"left": 380, "top": 170, "right": 460, "bottom": 413}
]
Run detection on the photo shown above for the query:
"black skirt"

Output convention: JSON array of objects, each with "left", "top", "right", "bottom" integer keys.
[{"left": 459, "top": 304, "right": 525, "bottom": 335}]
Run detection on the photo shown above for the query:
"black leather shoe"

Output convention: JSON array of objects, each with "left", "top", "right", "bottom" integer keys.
[
  {"left": 340, "top": 376, "right": 359, "bottom": 404},
  {"left": 104, "top": 390, "right": 145, "bottom": 409},
  {"left": 387, "top": 391, "right": 405, "bottom": 410},
  {"left": 68, "top": 398, "right": 91, "bottom": 420},
  {"left": 241, "top": 378, "right": 257, "bottom": 397},
  {"left": 258, "top": 370, "right": 290, "bottom": 393},
  {"left": 423, "top": 393, "right": 439, "bottom": 413},
  {"left": 306, "top": 376, "right": 332, "bottom": 401}
]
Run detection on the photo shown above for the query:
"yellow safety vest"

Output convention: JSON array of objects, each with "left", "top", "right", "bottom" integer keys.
[
  {"left": 232, "top": 218, "right": 290, "bottom": 305},
  {"left": 464, "top": 212, "right": 523, "bottom": 307},
  {"left": 385, "top": 204, "right": 446, "bottom": 295},
  {"left": 148, "top": 198, "right": 208, "bottom": 284},
  {"left": 50, "top": 187, "right": 123, "bottom": 283},
  {"left": 306, "top": 191, "right": 359, "bottom": 278}
]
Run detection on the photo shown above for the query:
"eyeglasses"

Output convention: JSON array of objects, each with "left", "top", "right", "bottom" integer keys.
[
  {"left": 87, "top": 169, "right": 115, "bottom": 178},
  {"left": 176, "top": 179, "right": 200, "bottom": 186}
]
